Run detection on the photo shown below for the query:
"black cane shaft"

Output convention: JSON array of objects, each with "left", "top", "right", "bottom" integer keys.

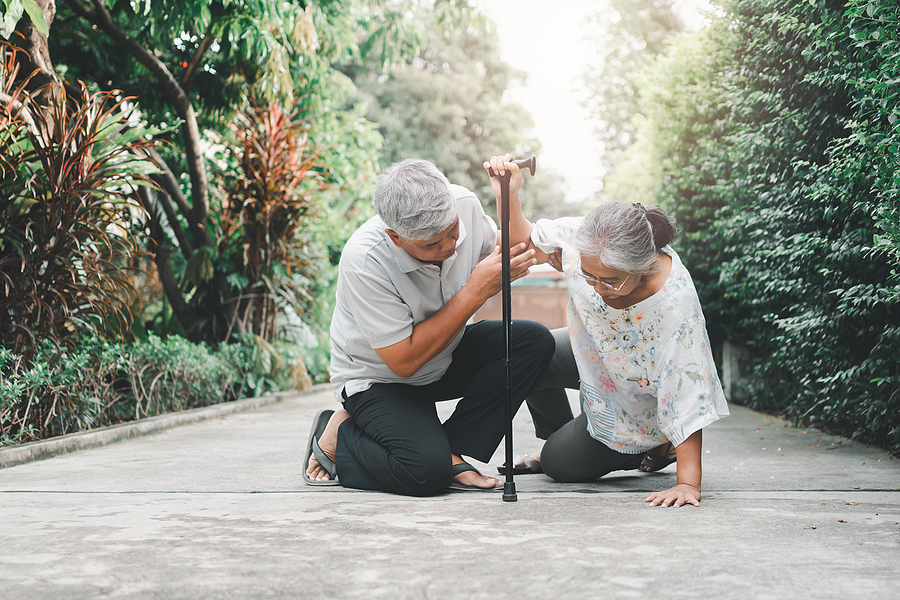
[
  {"left": 488, "top": 154, "right": 535, "bottom": 503},
  {"left": 499, "top": 171, "right": 517, "bottom": 502}
]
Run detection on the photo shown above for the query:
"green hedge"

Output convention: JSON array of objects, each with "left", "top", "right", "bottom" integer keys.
[
  {"left": 638, "top": 0, "right": 900, "bottom": 452},
  {"left": 0, "top": 335, "right": 313, "bottom": 447}
]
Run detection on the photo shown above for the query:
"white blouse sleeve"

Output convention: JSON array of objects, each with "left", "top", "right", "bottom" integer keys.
[{"left": 530, "top": 217, "right": 584, "bottom": 254}]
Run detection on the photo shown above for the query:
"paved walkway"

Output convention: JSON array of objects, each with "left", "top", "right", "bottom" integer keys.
[{"left": 1, "top": 385, "right": 898, "bottom": 599}]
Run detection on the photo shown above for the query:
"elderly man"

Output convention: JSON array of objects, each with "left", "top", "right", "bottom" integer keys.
[{"left": 304, "top": 158, "right": 554, "bottom": 496}]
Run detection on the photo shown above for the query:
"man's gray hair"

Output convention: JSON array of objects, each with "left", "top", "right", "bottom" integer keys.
[
  {"left": 374, "top": 159, "right": 459, "bottom": 240},
  {"left": 574, "top": 201, "right": 677, "bottom": 275}
]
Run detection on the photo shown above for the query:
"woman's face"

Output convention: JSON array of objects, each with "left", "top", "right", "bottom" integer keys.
[{"left": 577, "top": 255, "right": 640, "bottom": 301}]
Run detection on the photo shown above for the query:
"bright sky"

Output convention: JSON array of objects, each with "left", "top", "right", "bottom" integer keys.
[{"left": 479, "top": 0, "right": 709, "bottom": 205}]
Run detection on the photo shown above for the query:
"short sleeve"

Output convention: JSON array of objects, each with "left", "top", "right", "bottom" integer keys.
[
  {"left": 340, "top": 268, "right": 414, "bottom": 349},
  {"left": 477, "top": 211, "right": 498, "bottom": 260},
  {"left": 655, "top": 318, "right": 729, "bottom": 446},
  {"left": 453, "top": 189, "right": 498, "bottom": 261},
  {"left": 531, "top": 217, "right": 584, "bottom": 254}
]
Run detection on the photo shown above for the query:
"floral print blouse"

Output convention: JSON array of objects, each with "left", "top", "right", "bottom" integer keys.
[{"left": 532, "top": 217, "right": 729, "bottom": 453}]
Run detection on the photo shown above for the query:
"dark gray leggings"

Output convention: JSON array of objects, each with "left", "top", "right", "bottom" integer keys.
[
  {"left": 527, "top": 328, "right": 646, "bottom": 483},
  {"left": 524, "top": 327, "right": 578, "bottom": 439}
]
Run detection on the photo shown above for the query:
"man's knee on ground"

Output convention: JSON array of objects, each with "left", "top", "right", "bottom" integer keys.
[{"left": 390, "top": 451, "right": 453, "bottom": 497}]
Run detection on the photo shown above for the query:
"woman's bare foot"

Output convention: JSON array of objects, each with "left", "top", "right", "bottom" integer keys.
[
  {"left": 452, "top": 454, "right": 500, "bottom": 489},
  {"left": 497, "top": 449, "right": 543, "bottom": 475},
  {"left": 306, "top": 408, "right": 350, "bottom": 482}
]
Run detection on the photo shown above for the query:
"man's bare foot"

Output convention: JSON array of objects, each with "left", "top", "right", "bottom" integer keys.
[
  {"left": 451, "top": 454, "right": 500, "bottom": 489},
  {"left": 306, "top": 408, "right": 350, "bottom": 482}
]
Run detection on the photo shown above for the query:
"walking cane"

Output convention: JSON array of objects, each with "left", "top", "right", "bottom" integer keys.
[{"left": 489, "top": 155, "right": 536, "bottom": 502}]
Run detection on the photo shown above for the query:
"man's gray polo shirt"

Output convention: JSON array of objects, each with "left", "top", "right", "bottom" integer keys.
[{"left": 330, "top": 185, "right": 498, "bottom": 402}]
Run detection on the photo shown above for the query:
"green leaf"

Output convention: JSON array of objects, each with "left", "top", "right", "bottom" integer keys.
[
  {"left": 20, "top": 0, "right": 47, "bottom": 34},
  {"left": 1, "top": 0, "right": 23, "bottom": 38},
  {"left": 185, "top": 250, "right": 215, "bottom": 284}
]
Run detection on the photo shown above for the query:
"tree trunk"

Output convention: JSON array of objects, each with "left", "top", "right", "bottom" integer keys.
[
  {"left": 13, "top": 0, "right": 58, "bottom": 87},
  {"left": 11, "top": 0, "right": 62, "bottom": 134}
]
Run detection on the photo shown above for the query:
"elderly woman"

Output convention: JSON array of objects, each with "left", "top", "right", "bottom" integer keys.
[{"left": 485, "top": 155, "right": 729, "bottom": 508}]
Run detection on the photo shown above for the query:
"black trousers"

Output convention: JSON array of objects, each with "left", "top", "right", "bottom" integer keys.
[{"left": 335, "top": 319, "right": 554, "bottom": 496}]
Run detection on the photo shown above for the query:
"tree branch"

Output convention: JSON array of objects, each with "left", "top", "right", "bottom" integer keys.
[
  {"left": 64, "top": 0, "right": 213, "bottom": 248},
  {"left": 12, "top": 0, "right": 60, "bottom": 91},
  {"left": 146, "top": 182, "right": 193, "bottom": 261},
  {"left": 181, "top": 31, "right": 216, "bottom": 90},
  {"left": 139, "top": 187, "right": 193, "bottom": 335},
  {"left": 143, "top": 147, "right": 193, "bottom": 222}
]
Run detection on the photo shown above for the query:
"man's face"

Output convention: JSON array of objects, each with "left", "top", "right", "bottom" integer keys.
[{"left": 387, "top": 219, "right": 460, "bottom": 264}]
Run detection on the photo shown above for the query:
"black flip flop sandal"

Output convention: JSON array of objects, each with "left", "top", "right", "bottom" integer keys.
[{"left": 303, "top": 409, "right": 340, "bottom": 486}]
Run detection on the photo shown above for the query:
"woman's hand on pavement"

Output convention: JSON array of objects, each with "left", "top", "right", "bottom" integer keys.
[{"left": 644, "top": 483, "right": 701, "bottom": 508}]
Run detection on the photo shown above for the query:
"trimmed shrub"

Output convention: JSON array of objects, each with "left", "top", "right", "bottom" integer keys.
[{"left": 0, "top": 335, "right": 253, "bottom": 446}]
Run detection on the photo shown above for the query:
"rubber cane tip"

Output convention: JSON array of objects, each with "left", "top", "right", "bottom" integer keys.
[{"left": 502, "top": 481, "right": 518, "bottom": 502}]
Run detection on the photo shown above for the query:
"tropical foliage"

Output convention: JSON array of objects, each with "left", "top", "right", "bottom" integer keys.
[
  {"left": 34, "top": 0, "right": 399, "bottom": 344},
  {"left": 214, "top": 101, "right": 322, "bottom": 342},
  {"left": 1, "top": 0, "right": 433, "bottom": 358},
  {"left": 1, "top": 43, "right": 155, "bottom": 359}
]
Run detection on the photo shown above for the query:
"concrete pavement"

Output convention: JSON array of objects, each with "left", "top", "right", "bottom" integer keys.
[{"left": 1, "top": 385, "right": 898, "bottom": 599}]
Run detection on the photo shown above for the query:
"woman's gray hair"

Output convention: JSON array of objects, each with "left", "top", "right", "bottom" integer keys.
[
  {"left": 574, "top": 202, "right": 677, "bottom": 275},
  {"left": 374, "top": 159, "right": 458, "bottom": 240}
]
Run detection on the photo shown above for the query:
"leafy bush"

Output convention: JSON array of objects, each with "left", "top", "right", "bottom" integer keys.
[
  {"left": 0, "top": 335, "right": 252, "bottom": 446},
  {"left": 237, "top": 334, "right": 314, "bottom": 396},
  {"left": 126, "top": 335, "right": 247, "bottom": 418},
  {"left": 211, "top": 100, "right": 327, "bottom": 343},
  {"left": 705, "top": 0, "right": 900, "bottom": 452}
]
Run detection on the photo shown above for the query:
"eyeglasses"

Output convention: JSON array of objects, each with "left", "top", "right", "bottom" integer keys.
[{"left": 576, "top": 260, "right": 631, "bottom": 291}]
